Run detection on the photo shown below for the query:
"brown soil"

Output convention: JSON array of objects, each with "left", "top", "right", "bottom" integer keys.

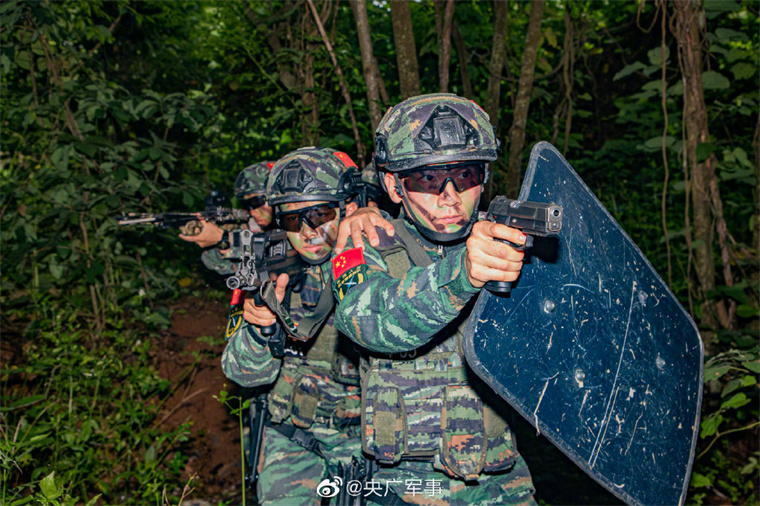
[{"left": 154, "top": 295, "right": 245, "bottom": 504}]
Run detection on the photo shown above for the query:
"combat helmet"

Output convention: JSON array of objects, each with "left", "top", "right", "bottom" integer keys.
[
  {"left": 234, "top": 162, "right": 274, "bottom": 201},
  {"left": 374, "top": 93, "right": 498, "bottom": 173},
  {"left": 374, "top": 93, "right": 498, "bottom": 242},
  {"left": 268, "top": 147, "right": 363, "bottom": 207}
]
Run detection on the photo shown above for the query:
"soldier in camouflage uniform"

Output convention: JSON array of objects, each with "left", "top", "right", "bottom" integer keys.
[
  {"left": 180, "top": 162, "right": 274, "bottom": 275},
  {"left": 222, "top": 147, "right": 365, "bottom": 505},
  {"left": 331, "top": 93, "right": 536, "bottom": 505}
]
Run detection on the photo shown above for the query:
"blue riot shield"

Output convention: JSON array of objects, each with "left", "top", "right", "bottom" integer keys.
[{"left": 463, "top": 142, "right": 703, "bottom": 506}]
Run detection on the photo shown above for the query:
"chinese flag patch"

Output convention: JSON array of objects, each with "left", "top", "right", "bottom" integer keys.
[
  {"left": 333, "top": 151, "right": 358, "bottom": 169},
  {"left": 332, "top": 247, "right": 366, "bottom": 279}
]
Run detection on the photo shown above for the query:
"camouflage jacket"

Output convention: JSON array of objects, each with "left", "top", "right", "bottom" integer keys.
[
  {"left": 332, "top": 216, "right": 479, "bottom": 354},
  {"left": 331, "top": 216, "right": 522, "bottom": 481}
]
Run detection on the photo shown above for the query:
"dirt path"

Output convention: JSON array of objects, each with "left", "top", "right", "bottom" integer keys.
[{"left": 155, "top": 295, "right": 245, "bottom": 504}]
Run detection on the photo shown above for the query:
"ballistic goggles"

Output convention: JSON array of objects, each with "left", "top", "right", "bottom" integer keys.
[
  {"left": 276, "top": 203, "right": 338, "bottom": 232},
  {"left": 243, "top": 196, "right": 267, "bottom": 210},
  {"left": 399, "top": 163, "right": 485, "bottom": 195}
]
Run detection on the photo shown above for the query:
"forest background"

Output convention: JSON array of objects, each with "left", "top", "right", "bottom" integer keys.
[{"left": 1, "top": 0, "right": 758, "bottom": 505}]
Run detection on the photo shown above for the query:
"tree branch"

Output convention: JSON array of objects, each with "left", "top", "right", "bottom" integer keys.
[{"left": 305, "top": 0, "right": 365, "bottom": 161}]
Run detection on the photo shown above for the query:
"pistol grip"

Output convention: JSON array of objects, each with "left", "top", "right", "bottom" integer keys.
[
  {"left": 494, "top": 235, "right": 532, "bottom": 251},
  {"left": 485, "top": 235, "right": 530, "bottom": 294}
]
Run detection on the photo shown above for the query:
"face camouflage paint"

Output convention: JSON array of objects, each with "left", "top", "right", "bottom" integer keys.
[
  {"left": 247, "top": 198, "right": 273, "bottom": 227},
  {"left": 403, "top": 183, "right": 481, "bottom": 234},
  {"left": 278, "top": 201, "right": 339, "bottom": 262}
]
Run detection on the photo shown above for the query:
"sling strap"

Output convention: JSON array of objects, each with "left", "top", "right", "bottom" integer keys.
[
  {"left": 268, "top": 421, "right": 326, "bottom": 459},
  {"left": 390, "top": 219, "right": 433, "bottom": 268},
  {"left": 260, "top": 278, "right": 335, "bottom": 342}
]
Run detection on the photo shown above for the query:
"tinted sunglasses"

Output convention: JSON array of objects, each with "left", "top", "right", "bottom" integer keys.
[
  {"left": 244, "top": 196, "right": 267, "bottom": 210},
  {"left": 276, "top": 203, "right": 338, "bottom": 232},
  {"left": 399, "top": 163, "right": 485, "bottom": 195}
]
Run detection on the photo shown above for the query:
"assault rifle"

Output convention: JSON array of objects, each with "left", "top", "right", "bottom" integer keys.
[
  {"left": 226, "top": 229, "right": 306, "bottom": 357},
  {"left": 117, "top": 190, "right": 248, "bottom": 233},
  {"left": 481, "top": 195, "right": 563, "bottom": 294}
]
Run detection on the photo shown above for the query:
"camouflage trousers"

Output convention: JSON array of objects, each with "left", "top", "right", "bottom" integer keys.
[
  {"left": 365, "top": 455, "right": 536, "bottom": 506},
  {"left": 256, "top": 419, "right": 362, "bottom": 505}
]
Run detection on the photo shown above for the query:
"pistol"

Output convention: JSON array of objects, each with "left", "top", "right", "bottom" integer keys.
[{"left": 481, "top": 195, "right": 563, "bottom": 294}]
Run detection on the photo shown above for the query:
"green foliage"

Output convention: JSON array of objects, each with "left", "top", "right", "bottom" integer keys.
[
  {"left": 0, "top": 312, "right": 191, "bottom": 505},
  {"left": 1, "top": 0, "right": 757, "bottom": 503},
  {"left": 689, "top": 347, "right": 760, "bottom": 504},
  {"left": 1, "top": 1, "right": 218, "bottom": 503},
  {"left": 214, "top": 387, "right": 249, "bottom": 506},
  {"left": 1, "top": 0, "right": 219, "bottom": 329}
]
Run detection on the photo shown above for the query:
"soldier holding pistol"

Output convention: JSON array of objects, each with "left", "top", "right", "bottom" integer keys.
[{"left": 331, "top": 93, "right": 536, "bottom": 505}]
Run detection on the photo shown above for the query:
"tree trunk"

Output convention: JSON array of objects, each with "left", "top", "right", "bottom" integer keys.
[
  {"left": 753, "top": 113, "right": 759, "bottom": 255},
  {"left": 560, "top": 5, "right": 575, "bottom": 156},
  {"left": 435, "top": 0, "right": 455, "bottom": 92},
  {"left": 484, "top": 0, "right": 508, "bottom": 126},
  {"left": 452, "top": 20, "right": 473, "bottom": 99},
  {"left": 350, "top": 0, "right": 383, "bottom": 130},
  {"left": 389, "top": 0, "right": 420, "bottom": 98},
  {"left": 505, "top": 0, "right": 545, "bottom": 199},
  {"left": 307, "top": 0, "right": 365, "bottom": 160},
  {"left": 484, "top": 0, "right": 508, "bottom": 200},
  {"left": 673, "top": 0, "right": 733, "bottom": 345},
  {"left": 300, "top": 7, "right": 319, "bottom": 146}
]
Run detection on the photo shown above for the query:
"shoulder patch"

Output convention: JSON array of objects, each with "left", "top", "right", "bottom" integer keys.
[
  {"left": 226, "top": 306, "right": 244, "bottom": 340},
  {"left": 333, "top": 248, "right": 367, "bottom": 301},
  {"left": 332, "top": 247, "right": 365, "bottom": 278},
  {"left": 335, "top": 264, "right": 367, "bottom": 301}
]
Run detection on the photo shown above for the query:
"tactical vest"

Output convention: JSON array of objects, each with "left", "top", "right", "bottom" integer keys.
[
  {"left": 268, "top": 270, "right": 361, "bottom": 429},
  {"left": 360, "top": 220, "right": 519, "bottom": 481}
]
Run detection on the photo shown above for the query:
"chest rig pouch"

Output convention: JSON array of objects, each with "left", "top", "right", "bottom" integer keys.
[
  {"left": 360, "top": 220, "right": 518, "bottom": 481},
  {"left": 268, "top": 289, "right": 361, "bottom": 429}
]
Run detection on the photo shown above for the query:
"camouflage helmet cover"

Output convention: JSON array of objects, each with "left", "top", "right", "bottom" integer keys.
[
  {"left": 267, "top": 147, "right": 360, "bottom": 206},
  {"left": 234, "top": 161, "right": 274, "bottom": 200},
  {"left": 374, "top": 93, "right": 499, "bottom": 173}
]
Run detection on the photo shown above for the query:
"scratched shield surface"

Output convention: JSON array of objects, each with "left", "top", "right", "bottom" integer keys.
[{"left": 463, "top": 142, "right": 703, "bottom": 506}]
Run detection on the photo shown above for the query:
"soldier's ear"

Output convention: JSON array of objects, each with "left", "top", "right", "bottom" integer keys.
[{"left": 384, "top": 173, "right": 403, "bottom": 204}]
